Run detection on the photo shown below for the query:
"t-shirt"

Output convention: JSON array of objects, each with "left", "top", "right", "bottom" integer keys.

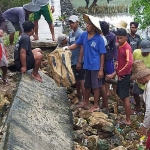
[
  {"left": 133, "top": 49, "right": 150, "bottom": 90},
  {"left": 76, "top": 31, "right": 106, "bottom": 70},
  {"left": 105, "top": 32, "right": 117, "bottom": 61},
  {"left": 117, "top": 41, "right": 133, "bottom": 77},
  {"left": 32, "top": 0, "right": 54, "bottom": 6},
  {"left": 2, "top": 7, "right": 28, "bottom": 32},
  {"left": 14, "top": 33, "right": 32, "bottom": 65},
  {"left": 127, "top": 33, "right": 141, "bottom": 52},
  {"left": 68, "top": 28, "right": 83, "bottom": 65},
  {"left": 143, "top": 80, "right": 150, "bottom": 128}
]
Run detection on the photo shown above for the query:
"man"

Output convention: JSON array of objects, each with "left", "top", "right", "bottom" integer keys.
[
  {"left": 127, "top": 22, "right": 141, "bottom": 52},
  {"left": 32, "top": 0, "right": 56, "bottom": 41},
  {"left": 68, "top": 15, "right": 85, "bottom": 103},
  {"left": 116, "top": 28, "right": 133, "bottom": 125},
  {"left": 0, "top": 11, "right": 7, "bottom": 34},
  {"left": 2, "top": 3, "right": 40, "bottom": 45},
  {"left": 14, "top": 21, "right": 43, "bottom": 82},
  {"left": 63, "top": 14, "right": 106, "bottom": 112},
  {"left": 132, "top": 40, "right": 150, "bottom": 112}
]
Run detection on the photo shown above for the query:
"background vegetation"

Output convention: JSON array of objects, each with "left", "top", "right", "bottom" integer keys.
[
  {"left": 0, "top": 0, "right": 30, "bottom": 12},
  {"left": 129, "top": 0, "right": 150, "bottom": 29}
]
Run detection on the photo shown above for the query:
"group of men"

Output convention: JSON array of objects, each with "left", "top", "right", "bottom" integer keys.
[{"left": 0, "top": 0, "right": 150, "bottom": 138}]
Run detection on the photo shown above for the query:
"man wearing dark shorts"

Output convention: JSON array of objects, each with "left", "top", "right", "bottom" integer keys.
[
  {"left": 116, "top": 28, "right": 133, "bottom": 125},
  {"left": 14, "top": 21, "right": 43, "bottom": 82}
]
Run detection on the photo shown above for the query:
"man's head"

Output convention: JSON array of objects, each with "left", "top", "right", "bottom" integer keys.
[
  {"left": 0, "top": 29, "right": 4, "bottom": 37},
  {"left": 130, "top": 22, "right": 139, "bottom": 35},
  {"left": 69, "top": 15, "right": 79, "bottom": 31},
  {"left": 140, "top": 39, "right": 150, "bottom": 57},
  {"left": 116, "top": 28, "right": 127, "bottom": 46},
  {"left": 57, "top": 34, "right": 68, "bottom": 47},
  {"left": 22, "top": 21, "right": 34, "bottom": 35},
  {"left": 100, "top": 21, "right": 109, "bottom": 36},
  {"left": 83, "top": 14, "right": 101, "bottom": 34},
  {"left": 23, "top": 2, "right": 40, "bottom": 14}
]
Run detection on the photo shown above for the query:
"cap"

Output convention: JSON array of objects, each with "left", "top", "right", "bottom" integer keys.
[
  {"left": 57, "top": 34, "right": 67, "bottom": 47},
  {"left": 116, "top": 28, "right": 127, "bottom": 36},
  {"left": 141, "top": 40, "right": 150, "bottom": 52},
  {"left": 69, "top": 15, "right": 79, "bottom": 22}
]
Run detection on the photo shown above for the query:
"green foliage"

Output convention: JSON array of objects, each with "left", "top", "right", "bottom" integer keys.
[
  {"left": 0, "top": 0, "right": 30, "bottom": 12},
  {"left": 129, "top": 0, "right": 150, "bottom": 29},
  {"left": 3, "top": 31, "right": 19, "bottom": 46}
]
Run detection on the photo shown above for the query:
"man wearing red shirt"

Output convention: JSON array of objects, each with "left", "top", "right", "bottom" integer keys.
[{"left": 116, "top": 28, "right": 133, "bottom": 125}]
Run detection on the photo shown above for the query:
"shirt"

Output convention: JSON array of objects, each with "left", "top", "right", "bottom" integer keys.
[
  {"left": 133, "top": 49, "right": 150, "bottom": 90},
  {"left": 127, "top": 33, "right": 141, "bottom": 52},
  {"left": 143, "top": 80, "right": 150, "bottom": 128},
  {"left": 105, "top": 32, "right": 117, "bottom": 61},
  {"left": 76, "top": 31, "right": 106, "bottom": 70},
  {"left": 68, "top": 28, "right": 83, "bottom": 65},
  {"left": 117, "top": 42, "right": 133, "bottom": 77},
  {"left": 32, "top": 0, "right": 54, "bottom": 6},
  {"left": 14, "top": 33, "right": 32, "bottom": 65},
  {"left": 3, "top": 7, "right": 28, "bottom": 32}
]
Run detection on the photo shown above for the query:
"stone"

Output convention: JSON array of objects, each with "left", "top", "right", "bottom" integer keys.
[
  {"left": 89, "top": 112, "right": 115, "bottom": 132},
  {"left": 110, "top": 135, "right": 122, "bottom": 146},
  {"left": 97, "top": 139, "right": 110, "bottom": 150},
  {"left": 74, "top": 117, "right": 87, "bottom": 130},
  {"left": 79, "top": 110, "right": 91, "bottom": 120},
  {"left": 74, "top": 144, "right": 89, "bottom": 150},
  {"left": 4, "top": 71, "right": 73, "bottom": 150},
  {"left": 111, "top": 146, "right": 126, "bottom": 150},
  {"left": 84, "top": 126, "right": 97, "bottom": 136},
  {"left": 73, "top": 130, "right": 84, "bottom": 143},
  {"left": 86, "top": 135, "right": 98, "bottom": 150}
]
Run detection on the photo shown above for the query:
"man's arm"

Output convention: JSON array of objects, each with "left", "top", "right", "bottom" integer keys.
[
  {"left": 98, "top": 54, "right": 105, "bottom": 79},
  {"left": 51, "top": 0, "right": 54, "bottom": 13},
  {"left": 76, "top": 45, "right": 83, "bottom": 70},
  {"left": 20, "top": 48, "right": 27, "bottom": 73}
]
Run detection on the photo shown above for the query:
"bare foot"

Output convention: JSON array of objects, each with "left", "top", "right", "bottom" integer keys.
[
  {"left": 118, "top": 119, "right": 131, "bottom": 125},
  {"left": 31, "top": 73, "right": 42, "bottom": 82},
  {"left": 32, "top": 34, "right": 39, "bottom": 41},
  {"left": 89, "top": 106, "right": 100, "bottom": 113},
  {"left": 76, "top": 102, "right": 89, "bottom": 109}
]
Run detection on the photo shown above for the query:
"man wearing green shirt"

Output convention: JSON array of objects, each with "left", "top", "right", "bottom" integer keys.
[{"left": 132, "top": 40, "right": 150, "bottom": 111}]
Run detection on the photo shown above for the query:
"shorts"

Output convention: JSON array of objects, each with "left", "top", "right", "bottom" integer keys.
[
  {"left": 84, "top": 70, "right": 102, "bottom": 89},
  {"left": 5, "top": 20, "right": 20, "bottom": 34},
  {"left": 34, "top": 4, "right": 53, "bottom": 23},
  {"left": 132, "top": 82, "right": 144, "bottom": 95},
  {"left": 116, "top": 74, "right": 131, "bottom": 99},
  {"left": 72, "top": 63, "right": 84, "bottom": 80},
  {"left": 15, "top": 54, "right": 35, "bottom": 71}
]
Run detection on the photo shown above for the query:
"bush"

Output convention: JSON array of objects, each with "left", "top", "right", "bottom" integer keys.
[{"left": 0, "top": 0, "right": 30, "bottom": 12}]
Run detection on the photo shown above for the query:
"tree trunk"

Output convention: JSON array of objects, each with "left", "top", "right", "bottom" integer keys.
[
  {"left": 89, "top": 0, "right": 98, "bottom": 10},
  {"left": 85, "top": 0, "right": 90, "bottom": 8}
]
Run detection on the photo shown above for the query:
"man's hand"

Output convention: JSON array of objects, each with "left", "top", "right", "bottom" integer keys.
[
  {"left": 63, "top": 46, "right": 69, "bottom": 50},
  {"left": 20, "top": 67, "right": 27, "bottom": 73},
  {"left": 76, "top": 62, "right": 81, "bottom": 70},
  {"left": 98, "top": 70, "right": 103, "bottom": 79},
  {"left": 51, "top": 6, "right": 55, "bottom": 13},
  {"left": 106, "top": 74, "right": 114, "bottom": 80}
]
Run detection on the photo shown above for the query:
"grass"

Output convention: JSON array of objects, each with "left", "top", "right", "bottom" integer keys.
[{"left": 3, "top": 31, "right": 19, "bottom": 46}]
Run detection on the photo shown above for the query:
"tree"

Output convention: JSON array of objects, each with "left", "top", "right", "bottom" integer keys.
[
  {"left": 0, "top": 0, "right": 30, "bottom": 12},
  {"left": 129, "top": 0, "right": 150, "bottom": 29}
]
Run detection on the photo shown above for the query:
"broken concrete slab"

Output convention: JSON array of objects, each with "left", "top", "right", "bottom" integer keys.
[{"left": 3, "top": 71, "right": 73, "bottom": 150}]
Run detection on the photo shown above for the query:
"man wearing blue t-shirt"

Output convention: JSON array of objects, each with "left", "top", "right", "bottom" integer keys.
[{"left": 63, "top": 14, "right": 106, "bottom": 112}]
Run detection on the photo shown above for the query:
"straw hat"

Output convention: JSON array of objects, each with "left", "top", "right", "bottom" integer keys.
[
  {"left": 83, "top": 14, "right": 101, "bottom": 33},
  {"left": 23, "top": 2, "right": 41, "bottom": 12},
  {"left": 130, "top": 60, "right": 150, "bottom": 80},
  {"left": 115, "top": 20, "right": 127, "bottom": 29}
]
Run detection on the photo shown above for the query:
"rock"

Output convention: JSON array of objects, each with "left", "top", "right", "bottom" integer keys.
[
  {"left": 84, "top": 126, "right": 97, "bottom": 136},
  {"left": 4, "top": 71, "right": 73, "bottom": 150},
  {"left": 73, "top": 117, "right": 87, "bottom": 130},
  {"left": 98, "top": 131, "right": 113, "bottom": 139},
  {"left": 79, "top": 110, "right": 91, "bottom": 120},
  {"left": 111, "top": 146, "right": 126, "bottom": 150},
  {"left": 97, "top": 139, "right": 110, "bottom": 150},
  {"left": 89, "top": 112, "right": 115, "bottom": 132},
  {"left": 110, "top": 135, "right": 122, "bottom": 146},
  {"left": 74, "top": 144, "right": 89, "bottom": 150},
  {"left": 71, "top": 97, "right": 79, "bottom": 104},
  {"left": 73, "top": 130, "right": 84, "bottom": 143},
  {"left": 86, "top": 135, "right": 98, "bottom": 150}
]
